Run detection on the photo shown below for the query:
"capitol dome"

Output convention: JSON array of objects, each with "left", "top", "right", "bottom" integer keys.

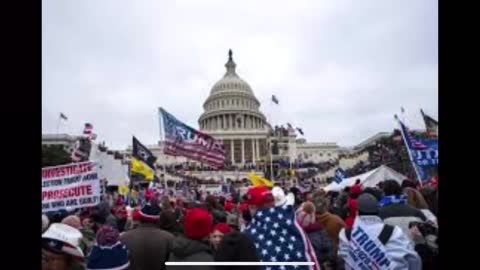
[{"left": 199, "top": 49, "right": 267, "bottom": 132}]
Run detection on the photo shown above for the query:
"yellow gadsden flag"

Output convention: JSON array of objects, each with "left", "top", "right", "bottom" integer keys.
[
  {"left": 248, "top": 173, "right": 274, "bottom": 188},
  {"left": 130, "top": 158, "right": 154, "bottom": 181}
]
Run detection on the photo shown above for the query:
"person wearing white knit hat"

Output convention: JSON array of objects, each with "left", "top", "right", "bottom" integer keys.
[{"left": 42, "top": 223, "right": 85, "bottom": 270}]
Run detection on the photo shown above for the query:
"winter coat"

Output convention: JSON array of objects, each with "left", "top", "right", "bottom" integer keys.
[
  {"left": 345, "top": 198, "right": 358, "bottom": 229},
  {"left": 315, "top": 211, "right": 345, "bottom": 254},
  {"left": 167, "top": 236, "right": 215, "bottom": 270},
  {"left": 304, "top": 223, "right": 335, "bottom": 266},
  {"left": 338, "top": 215, "right": 422, "bottom": 270},
  {"left": 120, "top": 223, "right": 174, "bottom": 270},
  {"left": 214, "top": 231, "right": 261, "bottom": 270},
  {"left": 379, "top": 203, "right": 427, "bottom": 241}
]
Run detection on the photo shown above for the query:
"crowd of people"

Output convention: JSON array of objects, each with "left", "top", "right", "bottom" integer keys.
[{"left": 42, "top": 175, "right": 438, "bottom": 270}]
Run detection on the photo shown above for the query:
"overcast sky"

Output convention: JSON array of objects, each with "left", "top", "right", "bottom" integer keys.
[{"left": 42, "top": 0, "right": 437, "bottom": 150}]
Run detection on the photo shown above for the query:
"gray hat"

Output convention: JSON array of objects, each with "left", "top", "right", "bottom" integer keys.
[
  {"left": 313, "top": 196, "right": 328, "bottom": 214},
  {"left": 358, "top": 193, "right": 379, "bottom": 214},
  {"left": 226, "top": 213, "right": 239, "bottom": 228}
]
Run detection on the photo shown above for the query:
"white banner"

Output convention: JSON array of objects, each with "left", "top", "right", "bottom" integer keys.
[{"left": 42, "top": 161, "right": 101, "bottom": 213}]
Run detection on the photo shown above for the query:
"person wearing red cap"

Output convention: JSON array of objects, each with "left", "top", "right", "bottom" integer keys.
[
  {"left": 167, "top": 208, "right": 215, "bottom": 270},
  {"left": 345, "top": 182, "right": 363, "bottom": 228},
  {"left": 242, "top": 186, "right": 275, "bottom": 218},
  {"left": 209, "top": 223, "right": 232, "bottom": 251}
]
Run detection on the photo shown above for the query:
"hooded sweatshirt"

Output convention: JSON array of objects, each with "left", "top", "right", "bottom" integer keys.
[{"left": 167, "top": 236, "right": 214, "bottom": 270}]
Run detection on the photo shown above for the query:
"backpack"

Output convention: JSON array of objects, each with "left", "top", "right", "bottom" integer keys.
[{"left": 345, "top": 224, "right": 394, "bottom": 245}]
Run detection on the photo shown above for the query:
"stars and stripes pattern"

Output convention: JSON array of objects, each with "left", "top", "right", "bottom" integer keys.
[
  {"left": 159, "top": 108, "right": 226, "bottom": 168},
  {"left": 71, "top": 123, "right": 96, "bottom": 162},
  {"left": 243, "top": 204, "right": 320, "bottom": 270}
]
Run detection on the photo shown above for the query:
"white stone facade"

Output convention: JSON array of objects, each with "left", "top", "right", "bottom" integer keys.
[
  {"left": 198, "top": 50, "right": 270, "bottom": 165},
  {"left": 42, "top": 134, "right": 79, "bottom": 153}
]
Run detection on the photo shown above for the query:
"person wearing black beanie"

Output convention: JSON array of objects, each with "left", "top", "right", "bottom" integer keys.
[{"left": 214, "top": 231, "right": 261, "bottom": 270}]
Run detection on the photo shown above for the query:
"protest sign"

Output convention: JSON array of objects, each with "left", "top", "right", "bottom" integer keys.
[{"left": 42, "top": 161, "right": 101, "bottom": 213}]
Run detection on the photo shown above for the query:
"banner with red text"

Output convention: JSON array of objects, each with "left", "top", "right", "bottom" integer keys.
[{"left": 42, "top": 161, "right": 101, "bottom": 213}]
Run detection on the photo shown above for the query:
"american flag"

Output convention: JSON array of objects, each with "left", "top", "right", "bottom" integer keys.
[
  {"left": 243, "top": 204, "right": 320, "bottom": 270},
  {"left": 159, "top": 108, "right": 226, "bottom": 168},
  {"left": 82, "top": 123, "right": 96, "bottom": 140}
]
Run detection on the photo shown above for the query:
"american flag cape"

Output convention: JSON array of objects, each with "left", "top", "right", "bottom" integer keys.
[
  {"left": 159, "top": 108, "right": 226, "bottom": 168},
  {"left": 243, "top": 204, "right": 320, "bottom": 270}
]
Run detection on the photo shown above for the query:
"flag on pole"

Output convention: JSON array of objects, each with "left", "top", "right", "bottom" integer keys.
[
  {"left": 82, "top": 123, "right": 96, "bottom": 140},
  {"left": 334, "top": 168, "right": 346, "bottom": 184},
  {"left": 132, "top": 136, "right": 157, "bottom": 170},
  {"left": 83, "top": 123, "right": 93, "bottom": 135},
  {"left": 60, "top": 113, "right": 68, "bottom": 121},
  {"left": 420, "top": 109, "right": 438, "bottom": 137},
  {"left": 130, "top": 158, "right": 155, "bottom": 181},
  {"left": 296, "top": 127, "right": 304, "bottom": 135},
  {"left": 272, "top": 95, "right": 279, "bottom": 104},
  {"left": 248, "top": 173, "right": 274, "bottom": 188},
  {"left": 397, "top": 118, "right": 428, "bottom": 150},
  {"left": 159, "top": 107, "right": 226, "bottom": 168},
  {"left": 396, "top": 117, "right": 438, "bottom": 182},
  {"left": 72, "top": 123, "right": 95, "bottom": 162}
]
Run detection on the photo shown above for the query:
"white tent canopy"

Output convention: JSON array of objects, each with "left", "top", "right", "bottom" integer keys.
[{"left": 323, "top": 165, "right": 407, "bottom": 192}]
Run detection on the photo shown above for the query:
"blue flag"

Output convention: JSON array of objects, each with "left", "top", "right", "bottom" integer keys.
[
  {"left": 334, "top": 168, "right": 346, "bottom": 184},
  {"left": 398, "top": 119, "right": 438, "bottom": 182}
]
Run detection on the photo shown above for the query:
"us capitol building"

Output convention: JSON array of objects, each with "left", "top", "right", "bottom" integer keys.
[
  {"left": 43, "top": 50, "right": 349, "bottom": 167},
  {"left": 162, "top": 50, "right": 341, "bottom": 166}
]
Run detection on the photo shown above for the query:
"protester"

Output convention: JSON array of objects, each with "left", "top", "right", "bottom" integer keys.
[
  {"left": 159, "top": 209, "right": 183, "bottom": 236},
  {"left": 338, "top": 193, "right": 422, "bottom": 269},
  {"left": 420, "top": 186, "right": 438, "bottom": 217},
  {"left": 42, "top": 214, "right": 50, "bottom": 233},
  {"left": 91, "top": 201, "right": 117, "bottom": 233},
  {"left": 362, "top": 187, "right": 383, "bottom": 201},
  {"left": 296, "top": 202, "right": 335, "bottom": 269},
  {"left": 409, "top": 221, "right": 439, "bottom": 270},
  {"left": 214, "top": 231, "right": 261, "bottom": 270},
  {"left": 313, "top": 195, "right": 345, "bottom": 265},
  {"left": 167, "top": 208, "right": 215, "bottom": 270},
  {"left": 335, "top": 187, "right": 350, "bottom": 220},
  {"left": 120, "top": 202, "right": 174, "bottom": 270},
  {"left": 404, "top": 186, "right": 437, "bottom": 226},
  {"left": 62, "top": 215, "right": 82, "bottom": 230},
  {"left": 243, "top": 186, "right": 320, "bottom": 269},
  {"left": 206, "top": 195, "right": 227, "bottom": 224},
  {"left": 344, "top": 184, "right": 362, "bottom": 228},
  {"left": 42, "top": 223, "right": 85, "bottom": 270},
  {"left": 226, "top": 212, "right": 240, "bottom": 231},
  {"left": 379, "top": 180, "right": 427, "bottom": 240},
  {"left": 113, "top": 198, "right": 128, "bottom": 232},
  {"left": 209, "top": 223, "right": 232, "bottom": 251},
  {"left": 87, "top": 225, "right": 130, "bottom": 270}
]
